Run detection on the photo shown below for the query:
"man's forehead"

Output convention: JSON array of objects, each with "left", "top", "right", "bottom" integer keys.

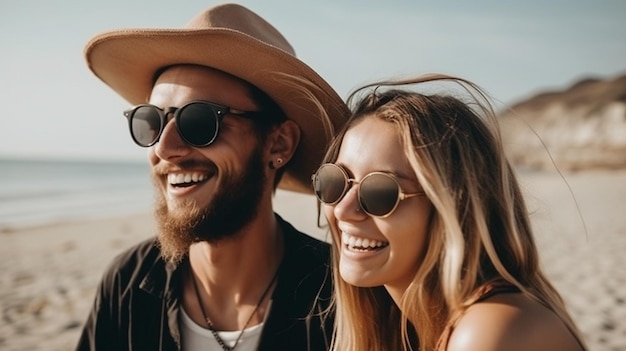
[{"left": 149, "top": 65, "right": 256, "bottom": 110}]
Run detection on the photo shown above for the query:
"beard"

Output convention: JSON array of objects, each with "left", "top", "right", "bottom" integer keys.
[{"left": 153, "top": 146, "right": 267, "bottom": 263}]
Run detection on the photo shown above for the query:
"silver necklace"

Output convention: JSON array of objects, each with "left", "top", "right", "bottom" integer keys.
[{"left": 190, "top": 267, "right": 279, "bottom": 351}]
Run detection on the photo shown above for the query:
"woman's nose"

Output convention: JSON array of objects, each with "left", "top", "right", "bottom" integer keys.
[{"left": 333, "top": 185, "right": 366, "bottom": 220}]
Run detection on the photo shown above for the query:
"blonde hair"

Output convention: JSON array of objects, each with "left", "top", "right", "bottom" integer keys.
[{"left": 322, "top": 74, "right": 587, "bottom": 350}]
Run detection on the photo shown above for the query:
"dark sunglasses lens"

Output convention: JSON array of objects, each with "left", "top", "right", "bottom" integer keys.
[
  {"left": 360, "top": 174, "right": 400, "bottom": 216},
  {"left": 130, "top": 106, "right": 162, "bottom": 146},
  {"left": 314, "top": 165, "right": 347, "bottom": 204},
  {"left": 177, "top": 103, "right": 219, "bottom": 146}
]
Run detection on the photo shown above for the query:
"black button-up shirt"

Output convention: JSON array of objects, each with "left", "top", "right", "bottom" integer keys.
[{"left": 76, "top": 215, "right": 333, "bottom": 350}]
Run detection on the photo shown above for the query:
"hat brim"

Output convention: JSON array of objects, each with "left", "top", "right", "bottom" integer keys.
[{"left": 85, "top": 28, "right": 349, "bottom": 194}]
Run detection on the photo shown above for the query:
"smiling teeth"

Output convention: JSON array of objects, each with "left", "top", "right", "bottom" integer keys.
[
  {"left": 341, "top": 232, "right": 387, "bottom": 250},
  {"left": 168, "top": 173, "right": 207, "bottom": 185}
]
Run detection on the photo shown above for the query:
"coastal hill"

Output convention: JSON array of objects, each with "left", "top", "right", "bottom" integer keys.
[{"left": 499, "top": 73, "right": 626, "bottom": 171}]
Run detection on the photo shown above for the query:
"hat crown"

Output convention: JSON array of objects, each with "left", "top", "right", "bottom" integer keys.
[{"left": 186, "top": 4, "right": 295, "bottom": 55}]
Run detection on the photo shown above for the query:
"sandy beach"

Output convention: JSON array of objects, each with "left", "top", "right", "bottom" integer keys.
[{"left": 1, "top": 170, "right": 624, "bottom": 351}]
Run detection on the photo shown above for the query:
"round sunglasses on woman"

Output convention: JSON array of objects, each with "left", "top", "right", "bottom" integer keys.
[
  {"left": 312, "top": 163, "right": 425, "bottom": 217},
  {"left": 123, "top": 100, "right": 259, "bottom": 147}
]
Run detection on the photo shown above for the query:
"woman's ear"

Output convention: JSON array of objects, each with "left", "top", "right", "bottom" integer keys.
[{"left": 267, "top": 120, "right": 300, "bottom": 170}]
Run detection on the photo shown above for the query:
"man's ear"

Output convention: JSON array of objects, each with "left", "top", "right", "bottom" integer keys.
[{"left": 267, "top": 120, "right": 300, "bottom": 169}]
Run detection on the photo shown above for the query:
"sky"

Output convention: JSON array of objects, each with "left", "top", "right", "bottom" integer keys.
[{"left": 1, "top": 0, "right": 625, "bottom": 162}]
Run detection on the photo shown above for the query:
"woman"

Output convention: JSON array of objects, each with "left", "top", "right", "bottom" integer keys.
[{"left": 312, "top": 74, "right": 587, "bottom": 350}]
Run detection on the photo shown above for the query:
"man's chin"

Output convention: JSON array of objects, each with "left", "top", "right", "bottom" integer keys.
[
  {"left": 154, "top": 202, "right": 203, "bottom": 263},
  {"left": 164, "top": 196, "right": 202, "bottom": 212}
]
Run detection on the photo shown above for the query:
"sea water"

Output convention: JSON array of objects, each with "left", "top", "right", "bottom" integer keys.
[{"left": 0, "top": 158, "right": 153, "bottom": 230}]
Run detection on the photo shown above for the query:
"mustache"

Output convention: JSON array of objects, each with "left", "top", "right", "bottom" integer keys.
[{"left": 152, "top": 159, "right": 217, "bottom": 175}]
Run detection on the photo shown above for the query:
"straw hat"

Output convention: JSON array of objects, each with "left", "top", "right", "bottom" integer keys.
[{"left": 84, "top": 3, "right": 349, "bottom": 194}]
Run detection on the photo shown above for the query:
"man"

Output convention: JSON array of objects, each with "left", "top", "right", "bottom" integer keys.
[{"left": 76, "top": 4, "right": 348, "bottom": 351}]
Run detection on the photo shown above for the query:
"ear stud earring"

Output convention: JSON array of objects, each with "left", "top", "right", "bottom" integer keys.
[{"left": 270, "top": 158, "right": 284, "bottom": 170}]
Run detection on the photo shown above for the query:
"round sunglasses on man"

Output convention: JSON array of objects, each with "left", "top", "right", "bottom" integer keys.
[{"left": 123, "top": 100, "right": 259, "bottom": 147}]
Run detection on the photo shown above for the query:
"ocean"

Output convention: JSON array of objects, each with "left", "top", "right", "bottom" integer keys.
[{"left": 0, "top": 158, "right": 153, "bottom": 231}]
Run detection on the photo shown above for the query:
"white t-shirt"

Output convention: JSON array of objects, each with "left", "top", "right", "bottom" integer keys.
[{"left": 179, "top": 305, "right": 268, "bottom": 351}]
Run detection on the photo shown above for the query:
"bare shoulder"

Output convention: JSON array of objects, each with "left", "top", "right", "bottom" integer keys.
[{"left": 446, "top": 293, "right": 584, "bottom": 351}]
